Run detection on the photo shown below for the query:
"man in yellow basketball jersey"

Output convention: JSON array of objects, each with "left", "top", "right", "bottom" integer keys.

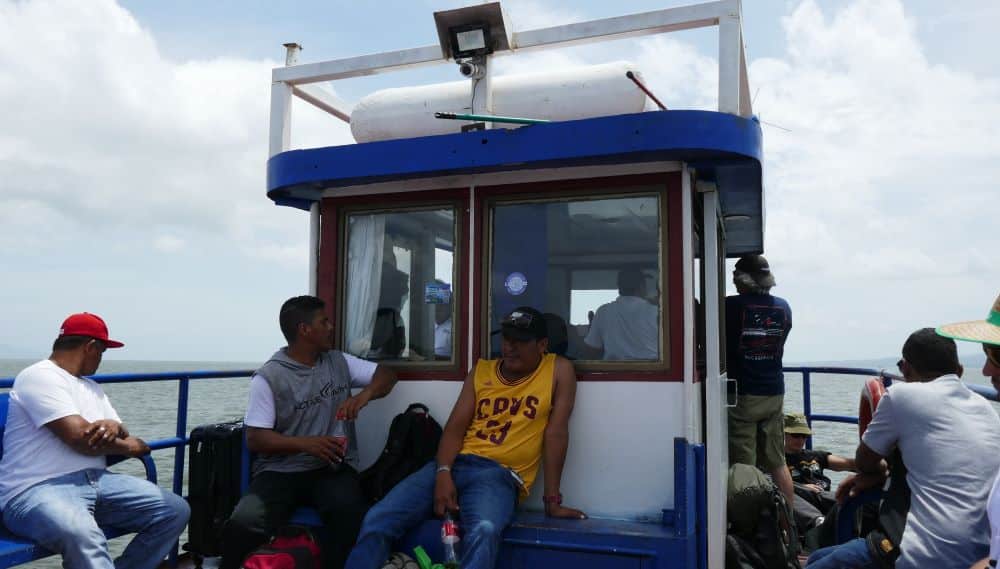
[{"left": 346, "top": 306, "right": 584, "bottom": 569}]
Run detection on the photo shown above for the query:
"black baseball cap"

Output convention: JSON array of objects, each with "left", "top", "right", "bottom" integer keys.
[
  {"left": 491, "top": 306, "right": 548, "bottom": 341},
  {"left": 735, "top": 254, "right": 770, "bottom": 274}
]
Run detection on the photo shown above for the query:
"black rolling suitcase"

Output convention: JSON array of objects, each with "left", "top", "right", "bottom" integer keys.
[{"left": 185, "top": 420, "right": 245, "bottom": 557}]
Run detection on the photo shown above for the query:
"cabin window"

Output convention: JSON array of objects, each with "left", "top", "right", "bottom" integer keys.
[
  {"left": 486, "top": 191, "right": 666, "bottom": 367},
  {"left": 341, "top": 207, "right": 457, "bottom": 364}
]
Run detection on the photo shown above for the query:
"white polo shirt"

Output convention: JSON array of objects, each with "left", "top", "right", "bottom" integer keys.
[
  {"left": 0, "top": 360, "right": 120, "bottom": 507},
  {"left": 584, "top": 296, "right": 659, "bottom": 360}
]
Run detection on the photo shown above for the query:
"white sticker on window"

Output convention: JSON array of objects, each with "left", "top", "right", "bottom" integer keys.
[{"left": 504, "top": 272, "right": 528, "bottom": 295}]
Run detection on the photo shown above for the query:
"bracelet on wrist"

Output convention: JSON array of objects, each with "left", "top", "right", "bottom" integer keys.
[
  {"left": 436, "top": 465, "right": 452, "bottom": 474},
  {"left": 542, "top": 493, "right": 562, "bottom": 505}
]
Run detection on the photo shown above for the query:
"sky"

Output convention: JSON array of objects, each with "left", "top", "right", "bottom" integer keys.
[{"left": 0, "top": 0, "right": 998, "bottom": 364}]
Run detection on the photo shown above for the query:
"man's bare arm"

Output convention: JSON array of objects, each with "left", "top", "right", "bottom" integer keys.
[
  {"left": 826, "top": 454, "right": 856, "bottom": 472},
  {"left": 46, "top": 416, "right": 149, "bottom": 457},
  {"left": 433, "top": 369, "right": 478, "bottom": 516},
  {"left": 338, "top": 364, "right": 399, "bottom": 420},
  {"left": 245, "top": 427, "right": 345, "bottom": 463},
  {"left": 542, "top": 357, "right": 586, "bottom": 519},
  {"left": 854, "top": 442, "right": 887, "bottom": 476}
]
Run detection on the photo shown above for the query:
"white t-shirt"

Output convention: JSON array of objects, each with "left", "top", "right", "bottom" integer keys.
[
  {"left": 584, "top": 296, "right": 659, "bottom": 360},
  {"left": 862, "top": 374, "right": 1000, "bottom": 569},
  {"left": 988, "top": 470, "right": 1000, "bottom": 562},
  {"left": 244, "top": 353, "right": 377, "bottom": 429},
  {"left": 0, "top": 359, "right": 121, "bottom": 507}
]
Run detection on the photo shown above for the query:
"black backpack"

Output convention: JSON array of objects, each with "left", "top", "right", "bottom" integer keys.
[
  {"left": 726, "top": 464, "right": 802, "bottom": 569},
  {"left": 360, "top": 403, "right": 442, "bottom": 503}
]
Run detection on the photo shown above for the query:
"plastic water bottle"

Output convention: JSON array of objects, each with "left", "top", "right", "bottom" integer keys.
[
  {"left": 442, "top": 511, "right": 460, "bottom": 568},
  {"left": 331, "top": 410, "right": 349, "bottom": 467},
  {"left": 331, "top": 410, "right": 349, "bottom": 446}
]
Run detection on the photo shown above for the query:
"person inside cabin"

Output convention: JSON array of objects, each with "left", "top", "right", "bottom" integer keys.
[
  {"left": 724, "top": 254, "right": 796, "bottom": 506},
  {"left": 783, "top": 412, "right": 856, "bottom": 546},
  {"left": 934, "top": 293, "right": 1000, "bottom": 569},
  {"left": 0, "top": 313, "right": 190, "bottom": 569},
  {"left": 370, "top": 257, "right": 409, "bottom": 359},
  {"left": 806, "top": 328, "right": 1000, "bottom": 569},
  {"left": 432, "top": 280, "right": 452, "bottom": 360},
  {"left": 583, "top": 268, "right": 659, "bottom": 360},
  {"left": 345, "top": 306, "right": 586, "bottom": 569},
  {"left": 543, "top": 312, "right": 570, "bottom": 357},
  {"left": 221, "top": 295, "right": 399, "bottom": 569}
]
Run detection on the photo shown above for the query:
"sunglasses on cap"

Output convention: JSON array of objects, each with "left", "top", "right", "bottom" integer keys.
[{"left": 502, "top": 311, "right": 534, "bottom": 329}]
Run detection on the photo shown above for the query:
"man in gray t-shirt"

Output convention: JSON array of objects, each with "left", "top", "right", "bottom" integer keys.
[
  {"left": 806, "top": 328, "right": 1000, "bottom": 569},
  {"left": 221, "top": 296, "right": 398, "bottom": 569}
]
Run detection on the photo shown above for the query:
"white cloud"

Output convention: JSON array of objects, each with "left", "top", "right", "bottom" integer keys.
[
  {"left": 493, "top": 0, "right": 1000, "bottom": 361},
  {"left": 0, "top": 0, "right": 342, "bottom": 258},
  {"left": 745, "top": 0, "right": 1000, "bottom": 360},
  {"left": 0, "top": 0, "right": 327, "bottom": 359},
  {"left": 2, "top": 0, "right": 997, "bottom": 364},
  {"left": 153, "top": 235, "right": 185, "bottom": 253}
]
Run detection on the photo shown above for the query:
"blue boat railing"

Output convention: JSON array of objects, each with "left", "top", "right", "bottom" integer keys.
[
  {"left": 3, "top": 365, "right": 995, "bottom": 476},
  {"left": 782, "top": 365, "right": 998, "bottom": 448},
  {"left": 1, "top": 365, "right": 996, "bottom": 563},
  {"left": 0, "top": 370, "right": 255, "bottom": 504}
]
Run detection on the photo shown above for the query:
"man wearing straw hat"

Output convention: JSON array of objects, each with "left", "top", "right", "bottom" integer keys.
[{"left": 937, "top": 293, "right": 1000, "bottom": 569}]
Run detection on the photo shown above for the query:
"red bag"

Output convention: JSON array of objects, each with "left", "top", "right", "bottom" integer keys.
[{"left": 242, "top": 531, "right": 321, "bottom": 569}]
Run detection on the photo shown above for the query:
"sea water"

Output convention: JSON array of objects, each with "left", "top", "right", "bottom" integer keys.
[{"left": 0, "top": 354, "right": 992, "bottom": 567}]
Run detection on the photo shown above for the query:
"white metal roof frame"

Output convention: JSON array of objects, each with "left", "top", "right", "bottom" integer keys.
[{"left": 269, "top": 0, "right": 752, "bottom": 158}]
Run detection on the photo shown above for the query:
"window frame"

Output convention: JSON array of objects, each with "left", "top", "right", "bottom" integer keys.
[
  {"left": 318, "top": 189, "right": 471, "bottom": 380},
  {"left": 474, "top": 173, "right": 685, "bottom": 381}
]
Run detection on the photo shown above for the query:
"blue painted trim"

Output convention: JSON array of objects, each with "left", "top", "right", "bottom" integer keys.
[
  {"left": 266, "top": 110, "right": 763, "bottom": 208},
  {"left": 671, "top": 438, "right": 697, "bottom": 537},
  {"left": 502, "top": 538, "right": 657, "bottom": 557},
  {"left": 693, "top": 443, "right": 707, "bottom": 569}
]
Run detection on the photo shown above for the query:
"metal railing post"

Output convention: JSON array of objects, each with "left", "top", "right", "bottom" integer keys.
[
  {"left": 801, "top": 370, "right": 812, "bottom": 450},
  {"left": 171, "top": 376, "right": 191, "bottom": 566},
  {"left": 173, "top": 377, "right": 190, "bottom": 497}
]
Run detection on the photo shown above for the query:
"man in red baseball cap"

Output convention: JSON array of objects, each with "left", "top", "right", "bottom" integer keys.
[{"left": 0, "top": 313, "right": 190, "bottom": 569}]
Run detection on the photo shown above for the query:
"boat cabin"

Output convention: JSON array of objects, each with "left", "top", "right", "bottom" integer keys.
[{"left": 266, "top": 1, "right": 761, "bottom": 566}]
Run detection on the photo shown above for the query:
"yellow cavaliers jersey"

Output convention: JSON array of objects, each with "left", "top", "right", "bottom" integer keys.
[{"left": 461, "top": 353, "right": 556, "bottom": 496}]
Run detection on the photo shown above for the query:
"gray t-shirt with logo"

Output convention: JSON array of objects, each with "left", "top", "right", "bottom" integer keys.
[
  {"left": 862, "top": 374, "right": 1000, "bottom": 569},
  {"left": 252, "top": 349, "right": 371, "bottom": 475}
]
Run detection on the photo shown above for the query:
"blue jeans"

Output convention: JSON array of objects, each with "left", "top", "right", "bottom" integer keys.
[
  {"left": 2, "top": 468, "right": 190, "bottom": 569},
  {"left": 346, "top": 454, "right": 518, "bottom": 569},
  {"left": 806, "top": 538, "right": 879, "bottom": 569}
]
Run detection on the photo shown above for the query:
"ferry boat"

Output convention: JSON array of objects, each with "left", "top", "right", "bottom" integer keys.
[{"left": 3, "top": 2, "right": 994, "bottom": 568}]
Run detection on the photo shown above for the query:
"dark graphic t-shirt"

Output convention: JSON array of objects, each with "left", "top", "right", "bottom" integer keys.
[
  {"left": 725, "top": 293, "right": 792, "bottom": 395},
  {"left": 786, "top": 449, "right": 832, "bottom": 490}
]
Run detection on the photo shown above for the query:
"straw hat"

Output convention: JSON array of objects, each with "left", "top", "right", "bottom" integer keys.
[{"left": 936, "top": 293, "right": 1000, "bottom": 347}]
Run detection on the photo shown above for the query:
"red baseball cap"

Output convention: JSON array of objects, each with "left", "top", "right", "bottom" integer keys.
[{"left": 59, "top": 313, "right": 124, "bottom": 348}]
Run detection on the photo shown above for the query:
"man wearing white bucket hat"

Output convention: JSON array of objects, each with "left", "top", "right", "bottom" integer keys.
[{"left": 937, "top": 293, "right": 1000, "bottom": 569}]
